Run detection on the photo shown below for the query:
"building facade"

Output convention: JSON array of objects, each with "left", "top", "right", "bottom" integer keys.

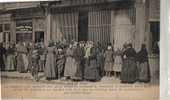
[{"left": 0, "top": 0, "right": 160, "bottom": 53}]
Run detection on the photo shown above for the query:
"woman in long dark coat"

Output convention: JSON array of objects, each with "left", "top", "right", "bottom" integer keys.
[
  {"left": 6, "top": 44, "right": 15, "bottom": 71},
  {"left": 96, "top": 43, "right": 104, "bottom": 77},
  {"left": 137, "top": 44, "right": 150, "bottom": 83},
  {"left": 72, "top": 43, "right": 84, "bottom": 80},
  {"left": 84, "top": 42, "right": 101, "bottom": 81},
  {"left": 0, "top": 43, "right": 6, "bottom": 71},
  {"left": 120, "top": 43, "right": 138, "bottom": 83}
]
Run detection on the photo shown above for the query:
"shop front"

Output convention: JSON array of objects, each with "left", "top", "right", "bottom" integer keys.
[
  {"left": 11, "top": 8, "right": 45, "bottom": 44},
  {"left": 50, "top": 1, "right": 135, "bottom": 48},
  {"left": 16, "top": 20, "right": 32, "bottom": 42}
]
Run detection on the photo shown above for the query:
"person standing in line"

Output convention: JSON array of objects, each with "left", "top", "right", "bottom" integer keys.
[
  {"left": 56, "top": 46, "right": 65, "bottom": 79},
  {"left": 6, "top": 43, "right": 15, "bottom": 71},
  {"left": 64, "top": 43, "right": 75, "bottom": 80},
  {"left": 96, "top": 42, "right": 105, "bottom": 77},
  {"left": 31, "top": 45, "right": 40, "bottom": 82},
  {"left": 79, "top": 41, "right": 86, "bottom": 79},
  {"left": 136, "top": 44, "right": 150, "bottom": 83},
  {"left": 104, "top": 43, "right": 114, "bottom": 77},
  {"left": 27, "top": 42, "right": 33, "bottom": 72},
  {"left": 113, "top": 48, "right": 123, "bottom": 79},
  {"left": 38, "top": 44, "right": 46, "bottom": 72},
  {"left": 44, "top": 42, "right": 57, "bottom": 80},
  {"left": 84, "top": 41, "right": 101, "bottom": 81},
  {"left": 22, "top": 42, "right": 29, "bottom": 72},
  {"left": 72, "top": 42, "right": 84, "bottom": 81},
  {"left": 16, "top": 42, "right": 27, "bottom": 73},
  {"left": 0, "top": 43, "right": 6, "bottom": 71},
  {"left": 120, "top": 43, "right": 138, "bottom": 83}
]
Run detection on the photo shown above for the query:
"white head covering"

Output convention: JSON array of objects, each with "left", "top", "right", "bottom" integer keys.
[{"left": 107, "top": 46, "right": 112, "bottom": 50}]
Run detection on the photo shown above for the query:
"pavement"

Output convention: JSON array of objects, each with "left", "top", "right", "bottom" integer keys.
[
  {"left": 1, "top": 71, "right": 159, "bottom": 100},
  {"left": 1, "top": 71, "right": 45, "bottom": 80},
  {"left": 0, "top": 71, "right": 159, "bottom": 85}
]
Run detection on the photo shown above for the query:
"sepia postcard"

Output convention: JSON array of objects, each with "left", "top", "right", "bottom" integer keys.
[{"left": 0, "top": 0, "right": 168, "bottom": 100}]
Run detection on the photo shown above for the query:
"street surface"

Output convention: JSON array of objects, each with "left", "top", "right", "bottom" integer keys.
[{"left": 1, "top": 71, "right": 159, "bottom": 100}]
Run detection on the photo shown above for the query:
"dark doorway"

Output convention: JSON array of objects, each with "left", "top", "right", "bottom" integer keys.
[
  {"left": 78, "top": 11, "right": 88, "bottom": 41},
  {"left": 35, "top": 31, "right": 44, "bottom": 43},
  {"left": 150, "top": 22, "right": 160, "bottom": 54}
]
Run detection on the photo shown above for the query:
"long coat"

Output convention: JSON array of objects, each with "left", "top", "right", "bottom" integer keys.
[
  {"left": 64, "top": 48, "right": 75, "bottom": 77},
  {"left": 71, "top": 46, "right": 84, "bottom": 80},
  {"left": 104, "top": 50, "right": 114, "bottom": 72},
  {"left": 0, "top": 46, "right": 6, "bottom": 71},
  {"left": 45, "top": 46, "right": 56, "bottom": 79},
  {"left": 137, "top": 48, "right": 150, "bottom": 82},
  {"left": 120, "top": 47, "right": 138, "bottom": 83},
  {"left": 84, "top": 47, "right": 101, "bottom": 81},
  {"left": 6, "top": 47, "right": 15, "bottom": 71},
  {"left": 96, "top": 48, "right": 104, "bottom": 77},
  {"left": 16, "top": 44, "right": 28, "bottom": 73}
]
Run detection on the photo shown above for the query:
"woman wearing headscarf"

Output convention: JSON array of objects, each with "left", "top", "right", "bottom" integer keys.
[
  {"left": 84, "top": 41, "right": 101, "bottom": 81},
  {"left": 6, "top": 43, "right": 16, "bottom": 71},
  {"left": 137, "top": 44, "right": 150, "bottom": 83},
  {"left": 120, "top": 43, "right": 138, "bottom": 83},
  {"left": 104, "top": 43, "right": 114, "bottom": 77},
  {"left": 45, "top": 42, "right": 57, "bottom": 80}
]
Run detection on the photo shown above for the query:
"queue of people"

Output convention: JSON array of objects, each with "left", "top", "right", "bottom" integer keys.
[{"left": 0, "top": 41, "right": 151, "bottom": 83}]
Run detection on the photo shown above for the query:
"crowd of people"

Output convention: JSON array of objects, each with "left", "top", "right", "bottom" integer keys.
[{"left": 0, "top": 40, "right": 151, "bottom": 83}]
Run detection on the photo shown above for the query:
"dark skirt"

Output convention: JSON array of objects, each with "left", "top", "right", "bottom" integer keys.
[
  {"left": 137, "top": 62, "right": 150, "bottom": 82},
  {"left": 84, "top": 59, "right": 101, "bottom": 81},
  {"left": 120, "top": 58, "right": 138, "bottom": 83},
  {"left": 56, "top": 59, "right": 65, "bottom": 78}
]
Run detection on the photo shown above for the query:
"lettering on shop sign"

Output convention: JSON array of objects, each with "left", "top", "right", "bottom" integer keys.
[{"left": 16, "top": 21, "right": 32, "bottom": 33}]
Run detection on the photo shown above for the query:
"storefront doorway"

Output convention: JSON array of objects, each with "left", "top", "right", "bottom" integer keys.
[
  {"left": 35, "top": 31, "right": 44, "bottom": 43},
  {"left": 78, "top": 11, "right": 88, "bottom": 41}
]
